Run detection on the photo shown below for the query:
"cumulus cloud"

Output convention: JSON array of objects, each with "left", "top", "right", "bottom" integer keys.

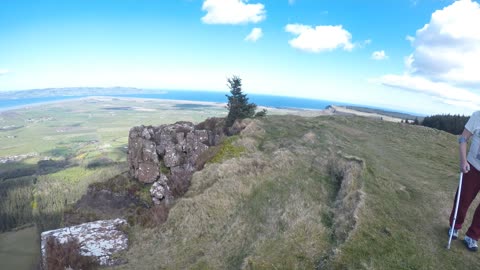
[
  {"left": 285, "top": 24, "right": 354, "bottom": 53},
  {"left": 201, "top": 0, "right": 266, "bottom": 25},
  {"left": 245, "top": 28, "right": 263, "bottom": 42},
  {"left": 407, "top": 0, "right": 480, "bottom": 86},
  {"left": 0, "top": 69, "right": 9, "bottom": 76},
  {"left": 379, "top": 0, "right": 480, "bottom": 109},
  {"left": 372, "top": 50, "right": 388, "bottom": 60}
]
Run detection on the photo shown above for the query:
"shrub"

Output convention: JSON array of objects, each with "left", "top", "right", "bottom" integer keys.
[
  {"left": 45, "top": 236, "right": 97, "bottom": 270},
  {"left": 168, "top": 170, "right": 193, "bottom": 197},
  {"left": 255, "top": 109, "right": 268, "bottom": 118},
  {"left": 134, "top": 204, "right": 170, "bottom": 228}
]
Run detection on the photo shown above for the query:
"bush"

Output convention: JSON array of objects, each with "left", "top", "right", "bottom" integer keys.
[
  {"left": 255, "top": 109, "right": 267, "bottom": 118},
  {"left": 45, "top": 236, "right": 97, "bottom": 270},
  {"left": 168, "top": 170, "right": 193, "bottom": 197}
]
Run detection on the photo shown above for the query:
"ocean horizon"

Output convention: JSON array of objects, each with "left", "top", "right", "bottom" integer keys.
[
  {"left": 0, "top": 89, "right": 418, "bottom": 116},
  {"left": 0, "top": 90, "right": 344, "bottom": 110}
]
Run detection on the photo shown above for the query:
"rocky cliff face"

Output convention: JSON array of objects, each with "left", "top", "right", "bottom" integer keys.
[{"left": 128, "top": 119, "right": 225, "bottom": 204}]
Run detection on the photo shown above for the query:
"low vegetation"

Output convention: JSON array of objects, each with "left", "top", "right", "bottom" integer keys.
[
  {"left": 1, "top": 98, "right": 479, "bottom": 269},
  {"left": 114, "top": 115, "right": 478, "bottom": 269},
  {"left": 45, "top": 237, "right": 97, "bottom": 270},
  {"left": 0, "top": 98, "right": 228, "bottom": 267},
  {"left": 0, "top": 226, "right": 39, "bottom": 270}
]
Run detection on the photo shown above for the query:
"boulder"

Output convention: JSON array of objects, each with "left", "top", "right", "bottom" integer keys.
[
  {"left": 41, "top": 219, "right": 128, "bottom": 268},
  {"left": 128, "top": 121, "right": 221, "bottom": 203},
  {"left": 150, "top": 174, "right": 170, "bottom": 205}
]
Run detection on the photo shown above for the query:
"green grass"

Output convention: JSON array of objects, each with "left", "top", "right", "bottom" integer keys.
[
  {"left": 0, "top": 97, "right": 232, "bottom": 268},
  {"left": 2, "top": 99, "right": 479, "bottom": 269},
  {"left": 0, "top": 226, "right": 39, "bottom": 270},
  {"left": 209, "top": 136, "right": 246, "bottom": 164},
  {"left": 116, "top": 115, "right": 480, "bottom": 270}
]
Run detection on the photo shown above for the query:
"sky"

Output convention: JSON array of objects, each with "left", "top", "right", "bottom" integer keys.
[{"left": 0, "top": 0, "right": 479, "bottom": 115}]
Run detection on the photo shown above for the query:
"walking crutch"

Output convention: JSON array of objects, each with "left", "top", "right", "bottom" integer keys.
[{"left": 447, "top": 172, "right": 463, "bottom": 249}]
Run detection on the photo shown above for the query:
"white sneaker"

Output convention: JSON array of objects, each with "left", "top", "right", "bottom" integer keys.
[
  {"left": 464, "top": 235, "right": 478, "bottom": 252},
  {"left": 448, "top": 227, "right": 459, "bottom": 240}
]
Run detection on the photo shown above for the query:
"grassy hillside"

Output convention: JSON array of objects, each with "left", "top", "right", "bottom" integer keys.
[
  {"left": 118, "top": 115, "right": 480, "bottom": 270},
  {"left": 0, "top": 97, "right": 228, "bottom": 232},
  {"left": 1, "top": 99, "right": 478, "bottom": 269},
  {"left": 0, "top": 97, "right": 230, "bottom": 269}
]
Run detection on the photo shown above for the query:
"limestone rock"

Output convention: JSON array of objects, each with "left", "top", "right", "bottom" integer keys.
[
  {"left": 128, "top": 120, "right": 223, "bottom": 203},
  {"left": 41, "top": 219, "right": 128, "bottom": 268},
  {"left": 150, "top": 174, "right": 170, "bottom": 205}
]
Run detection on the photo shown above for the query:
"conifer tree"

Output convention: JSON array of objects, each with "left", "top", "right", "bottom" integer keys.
[{"left": 225, "top": 76, "right": 257, "bottom": 127}]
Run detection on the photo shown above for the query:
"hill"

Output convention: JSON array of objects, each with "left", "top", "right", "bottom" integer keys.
[
  {"left": 344, "top": 105, "right": 423, "bottom": 120},
  {"left": 1, "top": 98, "right": 478, "bottom": 269},
  {"left": 114, "top": 115, "right": 477, "bottom": 269}
]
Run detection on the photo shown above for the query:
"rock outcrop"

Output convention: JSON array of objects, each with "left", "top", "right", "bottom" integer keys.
[
  {"left": 41, "top": 218, "right": 128, "bottom": 268},
  {"left": 128, "top": 119, "right": 225, "bottom": 204}
]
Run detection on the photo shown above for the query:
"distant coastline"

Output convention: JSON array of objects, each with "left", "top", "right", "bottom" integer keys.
[
  {"left": 0, "top": 88, "right": 421, "bottom": 117},
  {"left": 0, "top": 88, "right": 340, "bottom": 112}
]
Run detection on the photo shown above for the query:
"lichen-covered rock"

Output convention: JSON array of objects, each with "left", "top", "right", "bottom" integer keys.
[
  {"left": 150, "top": 174, "right": 170, "bottom": 205},
  {"left": 128, "top": 120, "right": 223, "bottom": 204},
  {"left": 41, "top": 219, "right": 128, "bottom": 268}
]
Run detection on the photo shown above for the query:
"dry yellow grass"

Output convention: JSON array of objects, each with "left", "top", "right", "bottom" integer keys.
[
  {"left": 115, "top": 114, "right": 480, "bottom": 270},
  {"left": 118, "top": 117, "right": 366, "bottom": 269}
]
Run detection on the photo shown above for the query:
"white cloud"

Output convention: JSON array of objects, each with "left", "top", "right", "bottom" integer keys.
[
  {"left": 201, "top": 0, "right": 266, "bottom": 25},
  {"left": 372, "top": 50, "right": 388, "bottom": 60},
  {"left": 0, "top": 69, "right": 9, "bottom": 76},
  {"left": 379, "top": 0, "right": 480, "bottom": 110},
  {"left": 285, "top": 24, "right": 354, "bottom": 53},
  {"left": 245, "top": 28, "right": 263, "bottom": 42},
  {"left": 408, "top": 0, "right": 480, "bottom": 86},
  {"left": 380, "top": 74, "right": 480, "bottom": 106}
]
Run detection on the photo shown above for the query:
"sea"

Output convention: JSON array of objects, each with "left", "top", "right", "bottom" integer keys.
[{"left": 0, "top": 90, "right": 351, "bottom": 111}]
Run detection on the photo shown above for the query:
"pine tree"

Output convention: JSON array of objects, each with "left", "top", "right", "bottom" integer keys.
[{"left": 225, "top": 76, "right": 257, "bottom": 127}]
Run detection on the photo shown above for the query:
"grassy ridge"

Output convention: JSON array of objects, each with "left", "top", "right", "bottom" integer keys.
[{"left": 119, "top": 115, "right": 480, "bottom": 269}]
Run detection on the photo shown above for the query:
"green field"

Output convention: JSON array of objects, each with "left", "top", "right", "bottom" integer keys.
[{"left": 0, "top": 226, "right": 39, "bottom": 270}]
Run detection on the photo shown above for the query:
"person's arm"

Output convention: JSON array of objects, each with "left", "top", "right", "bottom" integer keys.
[{"left": 459, "top": 129, "right": 473, "bottom": 173}]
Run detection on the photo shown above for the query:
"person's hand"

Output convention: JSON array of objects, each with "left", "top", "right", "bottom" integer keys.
[{"left": 460, "top": 160, "right": 471, "bottom": 173}]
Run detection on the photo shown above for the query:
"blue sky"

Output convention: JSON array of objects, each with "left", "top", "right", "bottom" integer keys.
[{"left": 1, "top": 0, "right": 479, "bottom": 115}]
